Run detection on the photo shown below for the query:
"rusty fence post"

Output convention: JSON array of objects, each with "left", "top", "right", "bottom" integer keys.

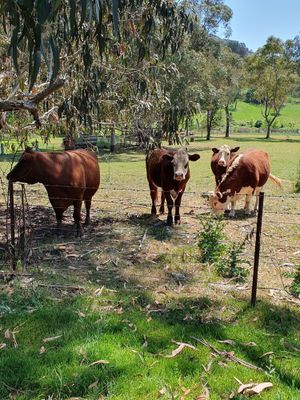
[
  {"left": 9, "top": 181, "right": 16, "bottom": 271},
  {"left": 251, "top": 192, "right": 265, "bottom": 307}
]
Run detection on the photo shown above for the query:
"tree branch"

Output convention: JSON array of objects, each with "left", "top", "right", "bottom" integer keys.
[{"left": 0, "top": 78, "right": 65, "bottom": 128}]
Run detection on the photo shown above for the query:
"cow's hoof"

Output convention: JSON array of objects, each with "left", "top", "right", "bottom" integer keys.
[
  {"left": 174, "top": 217, "right": 181, "bottom": 224},
  {"left": 159, "top": 208, "right": 165, "bottom": 215}
]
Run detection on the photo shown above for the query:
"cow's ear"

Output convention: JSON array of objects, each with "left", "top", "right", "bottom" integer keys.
[
  {"left": 188, "top": 154, "right": 200, "bottom": 161},
  {"left": 25, "top": 147, "right": 33, "bottom": 153},
  {"left": 216, "top": 191, "right": 222, "bottom": 199},
  {"left": 231, "top": 147, "right": 240, "bottom": 153},
  {"left": 212, "top": 148, "right": 219, "bottom": 154},
  {"left": 162, "top": 154, "right": 173, "bottom": 161}
]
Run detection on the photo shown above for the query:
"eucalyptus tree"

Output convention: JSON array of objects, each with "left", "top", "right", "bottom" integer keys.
[{"left": 246, "top": 36, "right": 297, "bottom": 139}]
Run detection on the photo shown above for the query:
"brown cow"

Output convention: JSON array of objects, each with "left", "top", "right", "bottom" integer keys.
[
  {"left": 7, "top": 148, "right": 100, "bottom": 236},
  {"left": 146, "top": 148, "right": 200, "bottom": 225},
  {"left": 209, "top": 149, "right": 281, "bottom": 217},
  {"left": 211, "top": 145, "right": 240, "bottom": 186}
]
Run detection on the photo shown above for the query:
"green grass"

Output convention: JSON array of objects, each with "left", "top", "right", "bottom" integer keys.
[
  {"left": 0, "top": 286, "right": 300, "bottom": 400},
  {"left": 230, "top": 100, "right": 300, "bottom": 129},
  {"left": 1, "top": 133, "right": 300, "bottom": 399}
]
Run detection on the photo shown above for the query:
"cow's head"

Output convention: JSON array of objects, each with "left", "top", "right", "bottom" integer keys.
[
  {"left": 212, "top": 145, "right": 239, "bottom": 167},
  {"left": 209, "top": 190, "right": 231, "bottom": 216},
  {"left": 6, "top": 147, "right": 37, "bottom": 183},
  {"left": 163, "top": 149, "right": 200, "bottom": 181}
]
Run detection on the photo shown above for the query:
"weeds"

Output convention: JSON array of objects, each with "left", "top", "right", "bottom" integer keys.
[{"left": 198, "top": 216, "right": 249, "bottom": 281}]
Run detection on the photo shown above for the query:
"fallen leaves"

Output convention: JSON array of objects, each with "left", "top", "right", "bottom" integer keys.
[
  {"left": 42, "top": 335, "right": 62, "bottom": 343},
  {"left": 165, "top": 341, "right": 197, "bottom": 358},
  {"left": 0, "top": 343, "right": 7, "bottom": 350},
  {"left": 88, "top": 359, "right": 110, "bottom": 367},
  {"left": 238, "top": 382, "right": 273, "bottom": 396}
]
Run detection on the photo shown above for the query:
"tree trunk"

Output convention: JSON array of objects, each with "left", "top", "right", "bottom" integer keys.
[
  {"left": 225, "top": 105, "right": 230, "bottom": 137},
  {"left": 265, "top": 123, "right": 271, "bottom": 139},
  {"left": 206, "top": 110, "right": 211, "bottom": 140}
]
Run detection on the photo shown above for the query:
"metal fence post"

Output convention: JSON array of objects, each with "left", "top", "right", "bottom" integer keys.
[
  {"left": 251, "top": 192, "right": 265, "bottom": 306},
  {"left": 9, "top": 181, "right": 16, "bottom": 271}
]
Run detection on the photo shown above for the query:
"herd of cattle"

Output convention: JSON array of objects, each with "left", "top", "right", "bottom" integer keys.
[{"left": 6, "top": 145, "right": 282, "bottom": 235}]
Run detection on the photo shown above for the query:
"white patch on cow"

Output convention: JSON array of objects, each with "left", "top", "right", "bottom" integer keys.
[
  {"left": 170, "top": 190, "right": 178, "bottom": 199},
  {"left": 221, "top": 154, "right": 243, "bottom": 183}
]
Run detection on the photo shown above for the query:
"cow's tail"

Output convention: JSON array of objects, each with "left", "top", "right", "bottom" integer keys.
[{"left": 269, "top": 173, "right": 282, "bottom": 188}]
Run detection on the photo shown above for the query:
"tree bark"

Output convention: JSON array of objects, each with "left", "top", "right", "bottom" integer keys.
[
  {"left": 225, "top": 105, "right": 230, "bottom": 137},
  {"left": 265, "top": 123, "right": 271, "bottom": 139},
  {"left": 0, "top": 78, "right": 65, "bottom": 127}
]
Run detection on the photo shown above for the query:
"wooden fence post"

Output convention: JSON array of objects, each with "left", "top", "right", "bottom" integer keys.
[
  {"left": 110, "top": 124, "right": 116, "bottom": 152},
  {"left": 251, "top": 192, "right": 265, "bottom": 306},
  {"left": 9, "top": 181, "right": 16, "bottom": 271}
]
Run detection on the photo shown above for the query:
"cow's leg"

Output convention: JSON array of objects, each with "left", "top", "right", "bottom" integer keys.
[
  {"left": 73, "top": 200, "right": 83, "bottom": 237},
  {"left": 174, "top": 192, "right": 184, "bottom": 224},
  {"left": 149, "top": 182, "right": 158, "bottom": 216},
  {"left": 253, "top": 188, "right": 262, "bottom": 213},
  {"left": 159, "top": 191, "right": 165, "bottom": 214},
  {"left": 84, "top": 199, "right": 91, "bottom": 226},
  {"left": 54, "top": 207, "right": 64, "bottom": 236},
  {"left": 165, "top": 192, "right": 174, "bottom": 226},
  {"left": 228, "top": 195, "right": 236, "bottom": 218},
  {"left": 244, "top": 194, "right": 252, "bottom": 215}
]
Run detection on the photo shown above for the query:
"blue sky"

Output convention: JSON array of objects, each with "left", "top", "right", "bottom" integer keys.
[{"left": 221, "top": 0, "right": 300, "bottom": 51}]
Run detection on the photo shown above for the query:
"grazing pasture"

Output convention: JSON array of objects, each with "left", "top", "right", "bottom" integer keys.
[{"left": 0, "top": 133, "right": 300, "bottom": 399}]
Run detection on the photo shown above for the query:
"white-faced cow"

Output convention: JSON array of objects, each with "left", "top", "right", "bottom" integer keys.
[
  {"left": 146, "top": 148, "right": 200, "bottom": 225},
  {"left": 209, "top": 150, "right": 281, "bottom": 217},
  {"left": 211, "top": 145, "right": 240, "bottom": 186}
]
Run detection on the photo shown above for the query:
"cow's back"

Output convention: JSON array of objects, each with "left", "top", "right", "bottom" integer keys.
[{"left": 225, "top": 150, "right": 270, "bottom": 189}]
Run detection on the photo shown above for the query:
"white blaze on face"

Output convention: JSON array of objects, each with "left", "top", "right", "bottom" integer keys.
[
  {"left": 217, "top": 145, "right": 231, "bottom": 167},
  {"left": 172, "top": 149, "right": 189, "bottom": 181},
  {"left": 209, "top": 192, "right": 231, "bottom": 215}
]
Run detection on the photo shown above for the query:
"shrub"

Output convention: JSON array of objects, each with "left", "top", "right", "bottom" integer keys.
[
  {"left": 214, "top": 241, "right": 249, "bottom": 281},
  {"left": 198, "top": 216, "right": 226, "bottom": 264},
  {"left": 198, "top": 216, "right": 249, "bottom": 281},
  {"left": 290, "top": 265, "right": 300, "bottom": 297},
  {"left": 254, "top": 120, "right": 263, "bottom": 128}
]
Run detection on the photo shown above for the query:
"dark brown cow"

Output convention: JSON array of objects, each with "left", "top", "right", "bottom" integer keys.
[
  {"left": 209, "top": 149, "right": 281, "bottom": 217},
  {"left": 7, "top": 148, "right": 100, "bottom": 236},
  {"left": 211, "top": 145, "right": 240, "bottom": 186},
  {"left": 146, "top": 148, "right": 200, "bottom": 225}
]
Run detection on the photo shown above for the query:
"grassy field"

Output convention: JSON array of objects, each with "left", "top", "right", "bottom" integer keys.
[
  {"left": 190, "top": 99, "right": 300, "bottom": 130},
  {"left": 0, "top": 133, "right": 300, "bottom": 399}
]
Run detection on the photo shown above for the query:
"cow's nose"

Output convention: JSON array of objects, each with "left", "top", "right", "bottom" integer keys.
[
  {"left": 218, "top": 160, "right": 226, "bottom": 166},
  {"left": 175, "top": 172, "right": 184, "bottom": 180}
]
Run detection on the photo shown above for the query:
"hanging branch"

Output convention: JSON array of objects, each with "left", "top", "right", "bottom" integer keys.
[{"left": 0, "top": 79, "right": 65, "bottom": 128}]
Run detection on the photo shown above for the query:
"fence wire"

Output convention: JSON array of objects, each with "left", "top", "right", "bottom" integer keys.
[{"left": 0, "top": 179, "right": 299, "bottom": 304}]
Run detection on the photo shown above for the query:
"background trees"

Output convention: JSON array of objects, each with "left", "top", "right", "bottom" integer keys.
[{"left": 246, "top": 37, "right": 298, "bottom": 139}]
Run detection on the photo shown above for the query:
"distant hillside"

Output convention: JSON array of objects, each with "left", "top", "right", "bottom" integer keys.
[{"left": 214, "top": 36, "right": 251, "bottom": 57}]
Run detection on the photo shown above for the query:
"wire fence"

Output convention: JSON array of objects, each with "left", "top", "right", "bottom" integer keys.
[{"left": 0, "top": 176, "right": 299, "bottom": 305}]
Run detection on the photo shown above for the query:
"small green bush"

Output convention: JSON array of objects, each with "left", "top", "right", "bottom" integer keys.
[
  {"left": 214, "top": 241, "right": 249, "bottom": 281},
  {"left": 254, "top": 120, "right": 263, "bottom": 128},
  {"left": 198, "top": 216, "right": 226, "bottom": 264},
  {"left": 198, "top": 216, "right": 249, "bottom": 281},
  {"left": 290, "top": 265, "right": 300, "bottom": 297}
]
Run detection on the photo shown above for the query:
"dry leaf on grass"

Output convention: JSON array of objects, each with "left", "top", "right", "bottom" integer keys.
[
  {"left": 218, "top": 339, "right": 236, "bottom": 346},
  {"left": 241, "top": 342, "right": 257, "bottom": 347},
  {"left": 196, "top": 386, "right": 210, "bottom": 399},
  {"left": 260, "top": 351, "right": 274, "bottom": 358},
  {"left": 238, "top": 382, "right": 273, "bottom": 395},
  {"left": 42, "top": 335, "right": 62, "bottom": 343},
  {"left": 88, "top": 379, "right": 99, "bottom": 389},
  {"left": 94, "top": 286, "right": 104, "bottom": 296},
  {"left": 77, "top": 310, "right": 86, "bottom": 318},
  {"left": 39, "top": 346, "right": 46, "bottom": 354},
  {"left": 165, "top": 341, "right": 197, "bottom": 358},
  {"left": 88, "top": 360, "right": 110, "bottom": 367},
  {"left": 0, "top": 343, "right": 7, "bottom": 350}
]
